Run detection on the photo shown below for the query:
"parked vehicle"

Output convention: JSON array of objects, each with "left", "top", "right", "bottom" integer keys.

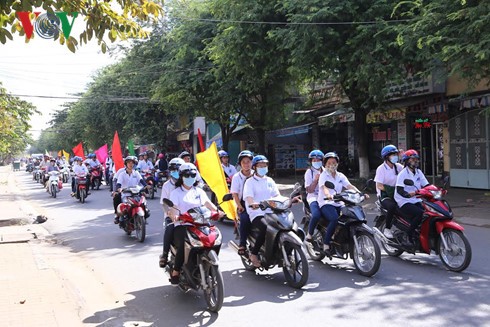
[
  {"left": 162, "top": 194, "right": 231, "bottom": 312},
  {"left": 116, "top": 185, "right": 148, "bottom": 242},
  {"left": 229, "top": 184, "right": 309, "bottom": 289},
  {"left": 303, "top": 181, "right": 381, "bottom": 277},
  {"left": 373, "top": 178, "right": 472, "bottom": 272}
]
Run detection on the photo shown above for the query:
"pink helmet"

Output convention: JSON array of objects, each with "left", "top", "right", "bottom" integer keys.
[{"left": 158, "top": 153, "right": 164, "bottom": 159}]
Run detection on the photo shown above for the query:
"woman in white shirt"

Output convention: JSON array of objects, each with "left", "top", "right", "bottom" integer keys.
[
  {"left": 168, "top": 163, "right": 219, "bottom": 285},
  {"left": 304, "top": 150, "right": 324, "bottom": 242},
  {"left": 318, "top": 152, "right": 363, "bottom": 257},
  {"left": 243, "top": 155, "right": 280, "bottom": 267},
  {"left": 374, "top": 145, "right": 403, "bottom": 237}
]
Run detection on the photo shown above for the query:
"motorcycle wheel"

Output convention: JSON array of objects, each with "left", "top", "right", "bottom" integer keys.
[
  {"left": 438, "top": 229, "right": 472, "bottom": 272},
  {"left": 149, "top": 187, "right": 155, "bottom": 199},
  {"left": 351, "top": 230, "right": 381, "bottom": 277},
  {"left": 51, "top": 185, "right": 57, "bottom": 198},
  {"left": 203, "top": 263, "right": 224, "bottom": 313},
  {"left": 134, "top": 215, "right": 146, "bottom": 242},
  {"left": 80, "top": 189, "right": 86, "bottom": 203},
  {"left": 95, "top": 179, "right": 100, "bottom": 190},
  {"left": 377, "top": 220, "right": 404, "bottom": 257},
  {"left": 240, "top": 254, "right": 256, "bottom": 271},
  {"left": 282, "top": 242, "right": 309, "bottom": 289},
  {"left": 303, "top": 222, "right": 326, "bottom": 261}
]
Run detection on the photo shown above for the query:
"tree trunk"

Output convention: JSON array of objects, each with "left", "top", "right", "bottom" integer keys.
[
  {"left": 221, "top": 125, "right": 230, "bottom": 151},
  {"left": 354, "top": 109, "right": 370, "bottom": 179},
  {"left": 255, "top": 127, "right": 266, "bottom": 155}
]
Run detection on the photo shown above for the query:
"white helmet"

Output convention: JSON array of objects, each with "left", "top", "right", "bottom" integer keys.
[
  {"left": 179, "top": 162, "right": 198, "bottom": 176},
  {"left": 169, "top": 157, "right": 185, "bottom": 170}
]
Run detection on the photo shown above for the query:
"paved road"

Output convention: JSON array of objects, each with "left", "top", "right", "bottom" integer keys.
[{"left": 16, "top": 172, "right": 490, "bottom": 327}]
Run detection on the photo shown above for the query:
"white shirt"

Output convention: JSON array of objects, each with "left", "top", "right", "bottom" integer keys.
[
  {"left": 304, "top": 167, "right": 322, "bottom": 205},
  {"left": 374, "top": 162, "right": 404, "bottom": 197},
  {"left": 160, "top": 178, "right": 177, "bottom": 208},
  {"left": 73, "top": 164, "right": 88, "bottom": 176},
  {"left": 169, "top": 186, "right": 211, "bottom": 215},
  {"left": 137, "top": 159, "right": 154, "bottom": 171},
  {"left": 318, "top": 170, "right": 350, "bottom": 208},
  {"left": 230, "top": 170, "right": 254, "bottom": 201},
  {"left": 222, "top": 163, "right": 237, "bottom": 178},
  {"left": 105, "top": 157, "right": 113, "bottom": 172},
  {"left": 394, "top": 167, "right": 429, "bottom": 207},
  {"left": 116, "top": 169, "right": 143, "bottom": 189},
  {"left": 86, "top": 159, "right": 101, "bottom": 169},
  {"left": 243, "top": 175, "right": 280, "bottom": 222}
]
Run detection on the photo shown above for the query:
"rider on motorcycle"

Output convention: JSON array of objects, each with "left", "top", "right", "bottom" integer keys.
[
  {"left": 374, "top": 145, "right": 404, "bottom": 238},
  {"left": 230, "top": 150, "right": 254, "bottom": 256},
  {"left": 167, "top": 162, "right": 219, "bottom": 285},
  {"left": 318, "top": 152, "right": 365, "bottom": 257},
  {"left": 71, "top": 156, "right": 89, "bottom": 196},
  {"left": 304, "top": 150, "right": 325, "bottom": 242},
  {"left": 179, "top": 151, "right": 192, "bottom": 163},
  {"left": 243, "top": 155, "right": 280, "bottom": 268},
  {"left": 113, "top": 156, "right": 148, "bottom": 224},
  {"left": 136, "top": 152, "right": 154, "bottom": 172},
  {"left": 105, "top": 151, "right": 113, "bottom": 186},
  {"left": 159, "top": 157, "right": 185, "bottom": 268},
  {"left": 86, "top": 153, "right": 101, "bottom": 169},
  {"left": 219, "top": 150, "right": 237, "bottom": 178},
  {"left": 394, "top": 149, "right": 430, "bottom": 247},
  {"left": 45, "top": 158, "right": 59, "bottom": 191}
]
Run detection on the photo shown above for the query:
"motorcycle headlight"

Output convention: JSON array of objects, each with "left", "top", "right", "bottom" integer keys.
[
  {"left": 187, "top": 230, "right": 203, "bottom": 247},
  {"left": 342, "top": 192, "right": 364, "bottom": 204},
  {"left": 214, "top": 228, "right": 222, "bottom": 246},
  {"left": 430, "top": 190, "right": 443, "bottom": 200}
]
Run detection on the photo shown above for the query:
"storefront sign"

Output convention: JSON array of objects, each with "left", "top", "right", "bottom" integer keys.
[
  {"left": 367, "top": 108, "right": 406, "bottom": 124},
  {"left": 397, "top": 120, "right": 407, "bottom": 151},
  {"left": 414, "top": 118, "right": 432, "bottom": 129}
]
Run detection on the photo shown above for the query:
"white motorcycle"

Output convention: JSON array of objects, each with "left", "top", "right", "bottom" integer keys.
[
  {"left": 47, "top": 171, "right": 62, "bottom": 198},
  {"left": 60, "top": 165, "right": 71, "bottom": 183}
]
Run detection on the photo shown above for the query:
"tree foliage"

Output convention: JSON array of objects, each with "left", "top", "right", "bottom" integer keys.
[{"left": 0, "top": 0, "right": 163, "bottom": 53}]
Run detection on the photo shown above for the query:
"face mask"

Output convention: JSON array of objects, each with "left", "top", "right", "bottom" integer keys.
[
  {"left": 170, "top": 171, "right": 179, "bottom": 179},
  {"left": 183, "top": 176, "right": 196, "bottom": 187},
  {"left": 326, "top": 163, "right": 338, "bottom": 173},
  {"left": 389, "top": 155, "right": 399, "bottom": 164},
  {"left": 312, "top": 161, "right": 322, "bottom": 169},
  {"left": 257, "top": 167, "right": 268, "bottom": 176}
]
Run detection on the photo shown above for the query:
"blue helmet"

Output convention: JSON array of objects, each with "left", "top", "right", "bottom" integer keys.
[
  {"left": 381, "top": 145, "right": 399, "bottom": 159},
  {"left": 252, "top": 155, "right": 268, "bottom": 167},
  {"left": 308, "top": 150, "right": 324, "bottom": 160},
  {"left": 88, "top": 153, "right": 95, "bottom": 158},
  {"left": 73, "top": 156, "right": 82, "bottom": 162},
  {"left": 218, "top": 150, "right": 229, "bottom": 158},
  {"left": 237, "top": 150, "right": 253, "bottom": 164}
]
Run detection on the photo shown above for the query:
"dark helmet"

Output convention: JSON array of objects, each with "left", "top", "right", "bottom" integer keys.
[
  {"left": 381, "top": 145, "right": 399, "bottom": 159},
  {"left": 402, "top": 149, "right": 419, "bottom": 163},
  {"left": 308, "top": 150, "right": 324, "bottom": 161},
  {"left": 124, "top": 156, "right": 138, "bottom": 165},
  {"left": 237, "top": 150, "right": 254, "bottom": 164},
  {"left": 252, "top": 155, "right": 268, "bottom": 167},
  {"left": 179, "top": 151, "right": 191, "bottom": 159},
  {"left": 322, "top": 152, "right": 339, "bottom": 165}
]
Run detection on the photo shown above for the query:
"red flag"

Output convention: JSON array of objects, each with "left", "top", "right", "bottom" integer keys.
[
  {"left": 112, "top": 131, "right": 124, "bottom": 172},
  {"left": 72, "top": 142, "right": 85, "bottom": 160},
  {"left": 94, "top": 144, "right": 108, "bottom": 164},
  {"left": 197, "top": 128, "right": 205, "bottom": 152}
]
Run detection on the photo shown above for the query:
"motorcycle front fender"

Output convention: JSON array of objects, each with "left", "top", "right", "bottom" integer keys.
[
  {"left": 435, "top": 220, "right": 464, "bottom": 234},
  {"left": 279, "top": 230, "right": 304, "bottom": 247},
  {"left": 202, "top": 249, "right": 220, "bottom": 266},
  {"left": 351, "top": 223, "right": 375, "bottom": 235}
]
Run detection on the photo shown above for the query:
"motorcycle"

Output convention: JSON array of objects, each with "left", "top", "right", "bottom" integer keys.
[
  {"left": 89, "top": 166, "right": 103, "bottom": 190},
  {"left": 303, "top": 181, "right": 381, "bottom": 277},
  {"left": 26, "top": 162, "right": 34, "bottom": 173},
  {"left": 229, "top": 183, "right": 309, "bottom": 289},
  {"left": 143, "top": 170, "right": 157, "bottom": 199},
  {"left": 161, "top": 194, "right": 231, "bottom": 312},
  {"left": 373, "top": 178, "right": 472, "bottom": 272},
  {"left": 116, "top": 185, "right": 149, "bottom": 242},
  {"left": 60, "top": 165, "right": 71, "bottom": 183},
  {"left": 47, "top": 171, "right": 62, "bottom": 198},
  {"left": 156, "top": 170, "right": 168, "bottom": 188},
  {"left": 33, "top": 165, "right": 41, "bottom": 182},
  {"left": 75, "top": 175, "right": 89, "bottom": 203}
]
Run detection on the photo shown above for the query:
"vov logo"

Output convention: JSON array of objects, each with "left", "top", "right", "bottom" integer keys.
[{"left": 16, "top": 11, "right": 79, "bottom": 39}]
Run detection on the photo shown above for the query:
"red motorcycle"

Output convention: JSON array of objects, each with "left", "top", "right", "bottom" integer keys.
[
  {"left": 116, "top": 186, "right": 148, "bottom": 242},
  {"left": 89, "top": 166, "right": 103, "bottom": 190},
  {"left": 142, "top": 170, "right": 156, "bottom": 199},
  {"left": 374, "top": 179, "right": 472, "bottom": 272},
  {"left": 162, "top": 195, "right": 231, "bottom": 312},
  {"left": 75, "top": 176, "right": 89, "bottom": 203}
]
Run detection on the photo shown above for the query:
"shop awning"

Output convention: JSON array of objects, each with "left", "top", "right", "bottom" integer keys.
[
  {"left": 267, "top": 123, "right": 314, "bottom": 138},
  {"left": 318, "top": 107, "right": 354, "bottom": 125}
]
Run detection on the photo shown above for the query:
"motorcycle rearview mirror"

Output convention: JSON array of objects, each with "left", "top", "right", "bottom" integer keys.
[
  {"left": 324, "top": 181, "right": 335, "bottom": 189},
  {"left": 162, "top": 198, "right": 174, "bottom": 207},
  {"left": 403, "top": 179, "right": 414, "bottom": 186},
  {"left": 221, "top": 193, "right": 233, "bottom": 202},
  {"left": 442, "top": 175, "right": 450, "bottom": 190}
]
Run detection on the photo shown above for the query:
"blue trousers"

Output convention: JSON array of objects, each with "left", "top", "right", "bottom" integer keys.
[
  {"left": 307, "top": 201, "right": 322, "bottom": 236},
  {"left": 320, "top": 205, "right": 341, "bottom": 245},
  {"left": 239, "top": 209, "right": 251, "bottom": 248}
]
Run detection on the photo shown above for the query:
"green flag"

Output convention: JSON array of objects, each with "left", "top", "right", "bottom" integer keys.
[{"left": 128, "top": 139, "right": 135, "bottom": 156}]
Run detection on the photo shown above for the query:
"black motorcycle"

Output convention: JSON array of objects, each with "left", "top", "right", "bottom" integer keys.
[
  {"left": 302, "top": 181, "right": 381, "bottom": 277},
  {"left": 229, "top": 183, "right": 309, "bottom": 289}
]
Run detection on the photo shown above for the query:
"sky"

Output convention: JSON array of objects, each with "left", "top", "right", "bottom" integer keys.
[{"left": 0, "top": 18, "right": 115, "bottom": 140}]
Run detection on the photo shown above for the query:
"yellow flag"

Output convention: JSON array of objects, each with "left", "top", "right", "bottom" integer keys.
[
  {"left": 196, "top": 142, "right": 237, "bottom": 220},
  {"left": 62, "top": 150, "right": 70, "bottom": 162}
]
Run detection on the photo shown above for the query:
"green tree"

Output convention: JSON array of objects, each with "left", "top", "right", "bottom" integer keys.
[
  {"left": 0, "top": 0, "right": 163, "bottom": 52},
  {"left": 0, "top": 82, "right": 37, "bottom": 162},
  {"left": 395, "top": 0, "right": 490, "bottom": 85},
  {"left": 276, "top": 0, "right": 413, "bottom": 177}
]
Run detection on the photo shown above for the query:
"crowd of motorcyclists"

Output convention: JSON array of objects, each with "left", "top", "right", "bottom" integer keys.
[{"left": 22, "top": 143, "right": 470, "bottom": 310}]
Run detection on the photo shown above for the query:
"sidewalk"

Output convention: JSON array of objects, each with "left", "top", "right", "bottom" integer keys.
[
  {"left": 0, "top": 166, "right": 84, "bottom": 327},
  {"left": 274, "top": 176, "right": 490, "bottom": 228}
]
